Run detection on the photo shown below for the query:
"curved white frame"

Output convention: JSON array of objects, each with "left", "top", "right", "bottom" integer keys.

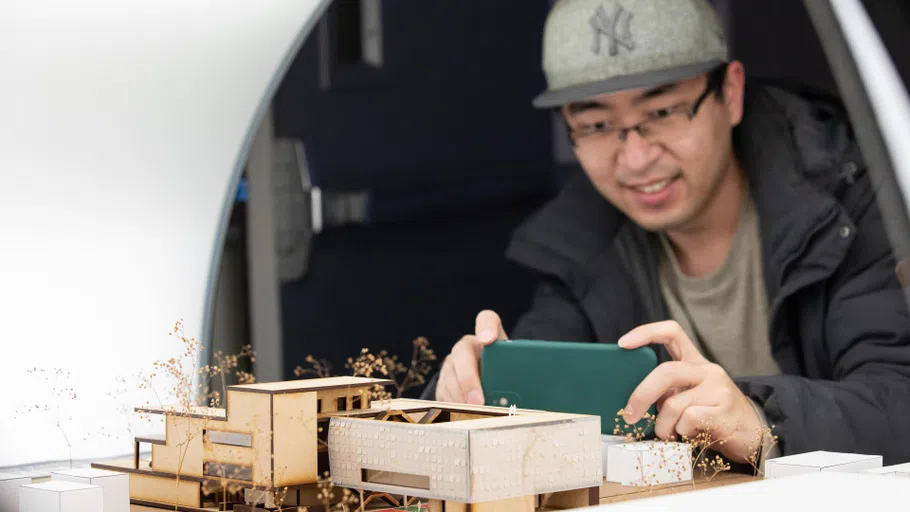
[
  {"left": 0, "top": 0, "right": 330, "bottom": 468},
  {"left": 829, "top": 0, "right": 910, "bottom": 215}
]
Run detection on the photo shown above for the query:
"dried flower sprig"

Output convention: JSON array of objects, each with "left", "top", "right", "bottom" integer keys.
[
  {"left": 295, "top": 337, "right": 437, "bottom": 403},
  {"left": 613, "top": 408, "right": 657, "bottom": 442},
  {"left": 316, "top": 471, "right": 359, "bottom": 511},
  {"left": 677, "top": 416, "right": 735, "bottom": 483},
  {"left": 15, "top": 367, "right": 77, "bottom": 469},
  {"left": 200, "top": 344, "right": 256, "bottom": 407},
  {"left": 138, "top": 319, "right": 209, "bottom": 512},
  {"left": 294, "top": 355, "right": 333, "bottom": 379},
  {"left": 344, "top": 338, "right": 437, "bottom": 399},
  {"left": 746, "top": 423, "right": 780, "bottom": 477}
]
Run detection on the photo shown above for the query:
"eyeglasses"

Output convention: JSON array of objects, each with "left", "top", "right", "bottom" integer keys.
[{"left": 567, "top": 66, "right": 726, "bottom": 151}]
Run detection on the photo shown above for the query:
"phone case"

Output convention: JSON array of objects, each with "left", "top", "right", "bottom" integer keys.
[{"left": 480, "top": 339, "right": 658, "bottom": 435}]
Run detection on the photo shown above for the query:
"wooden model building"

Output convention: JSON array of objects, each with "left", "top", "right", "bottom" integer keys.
[
  {"left": 91, "top": 377, "right": 603, "bottom": 511},
  {"left": 92, "top": 376, "right": 393, "bottom": 511}
]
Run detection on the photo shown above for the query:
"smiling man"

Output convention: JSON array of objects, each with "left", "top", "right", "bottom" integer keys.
[{"left": 423, "top": 0, "right": 910, "bottom": 466}]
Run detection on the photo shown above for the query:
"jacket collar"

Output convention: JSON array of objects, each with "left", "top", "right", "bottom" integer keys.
[{"left": 506, "top": 81, "right": 860, "bottom": 300}]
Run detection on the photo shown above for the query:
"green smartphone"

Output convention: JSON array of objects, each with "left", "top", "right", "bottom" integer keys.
[{"left": 480, "top": 339, "right": 658, "bottom": 435}]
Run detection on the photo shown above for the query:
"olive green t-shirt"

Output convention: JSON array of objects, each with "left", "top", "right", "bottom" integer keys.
[
  {"left": 658, "top": 193, "right": 781, "bottom": 378},
  {"left": 657, "top": 192, "right": 781, "bottom": 465}
]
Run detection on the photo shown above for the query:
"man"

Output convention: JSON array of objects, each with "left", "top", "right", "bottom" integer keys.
[{"left": 422, "top": 0, "right": 910, "bottom": 466}]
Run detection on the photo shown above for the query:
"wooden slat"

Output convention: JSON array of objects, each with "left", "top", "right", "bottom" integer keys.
[
  {"left": 418, "top": 408, "right": 442, "bottom": 424},
  {"left": 599, "top": 471, "right": 758, "bottom": 504},
  {"left": 130, "top": 473, "right": 201, "bottom": 508},
  {"left": 228, "top": 376, "right": 393, "bottom": 394},
  {"left": 135, "top": 433, "right": 167, "bottom": 445},
  {"left": 134, "top": 406, "right": 227, "bottom": 421},
  {"left": 91, "top": 459, "right": 206, "bottom": 484}
]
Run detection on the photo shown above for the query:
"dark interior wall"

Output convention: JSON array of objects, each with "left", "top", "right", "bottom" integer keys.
[
  {"left": 271, "top": 1, "right": 556, "bottom": 387},
  {"left": 274, "top": 0, "right": 554, "bottom": 191},
  {"left": 729, "top": 0, "right": 837, "bottom": 94}
]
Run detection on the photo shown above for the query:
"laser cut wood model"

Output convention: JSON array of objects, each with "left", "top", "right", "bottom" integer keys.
[
  {"left": 92, "top": 376, "right": 392, "bottom": 511},
  {"left": 90, "top": 377, "right": 603, "bottom": 511}
]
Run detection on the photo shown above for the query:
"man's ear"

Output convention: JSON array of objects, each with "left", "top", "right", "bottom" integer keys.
[{"left": 723, "top": 60, "right": 746, "bottom": 127}]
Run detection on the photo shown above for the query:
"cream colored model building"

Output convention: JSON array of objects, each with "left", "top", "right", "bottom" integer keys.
[{"left": 328, "top": 399, "right": 603, "bottom": 510}]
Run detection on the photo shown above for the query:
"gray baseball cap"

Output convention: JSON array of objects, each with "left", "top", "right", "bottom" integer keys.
[{"left": 533, "top": 0, "right": 729, "bottom": 108}]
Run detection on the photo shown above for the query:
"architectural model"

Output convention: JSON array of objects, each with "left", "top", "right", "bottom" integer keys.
[
  {"left": 604, "top": 441, "right": 692, "bottom": 487},
  {"left": 863, "top": 462, "right": 910, "bottom": 477},
  {"left": 88, "top": 376, "right": 603, "bottom": 511},
  {"left": 764, "top": 450, "right": 883, "bottom": 478},
  {"left": 92, "top": 376, "right": 393, "bottom": 511},
  {"left": 328, "top": 398, "right": 602, "bottom": 510}
]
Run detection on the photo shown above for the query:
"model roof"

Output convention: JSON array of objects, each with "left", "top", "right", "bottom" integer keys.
[{"left": 228, "top": 375, "right": 393, "bottom": 394}]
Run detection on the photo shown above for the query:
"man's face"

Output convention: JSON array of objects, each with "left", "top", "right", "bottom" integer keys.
[{"left": 561, "top": 63, "right": 745, "bottom": 233}]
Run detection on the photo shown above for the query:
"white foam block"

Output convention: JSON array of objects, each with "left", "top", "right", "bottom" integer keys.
[
  {"left": 0, "top": 473, "right": 31, "bottom": 512},
  {"left": 3, "top": 471, "right": 51, "bottom": 484},
  {"left": 51, "top": 468, "right": 127, "bottom": 512},
  {"left": 601, "top": 435, "right": 628, "bottom": 479},
  {"left": 765, "top": 450, "right": 883, "bottom": 478},
  {"left": 864, "top": 462, "right": 910, "bottom": 477},
  {"left": 606, "top": 441, "right": 693, "bottom": 487},
  {"left": 19, "top": 480, "right": 103, "bottom": 512}
]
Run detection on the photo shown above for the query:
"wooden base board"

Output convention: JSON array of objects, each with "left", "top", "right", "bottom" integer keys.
[
  {"left": 540, "top": 487, "right": 599, "bottom": 509},
  {"left": 598, "top": 471, "right": 758, "bottom": 504}
]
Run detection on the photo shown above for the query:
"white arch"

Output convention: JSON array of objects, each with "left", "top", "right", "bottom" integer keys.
[{"left": 0, "top": 0, "right": 329, "bottom": 468}]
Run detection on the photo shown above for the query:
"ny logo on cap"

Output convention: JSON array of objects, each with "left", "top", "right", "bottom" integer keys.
[{"left": 589, "top": 1, "right": 635, "bottom": 57}]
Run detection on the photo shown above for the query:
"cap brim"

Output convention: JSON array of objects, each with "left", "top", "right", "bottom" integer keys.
[{"left": 532, "top": 60, "right": 725, "bottom": 109}]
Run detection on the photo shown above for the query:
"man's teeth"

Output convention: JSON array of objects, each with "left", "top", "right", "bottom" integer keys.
[{"left": 636, "top": 179, "right": 672, "bottom": 194}]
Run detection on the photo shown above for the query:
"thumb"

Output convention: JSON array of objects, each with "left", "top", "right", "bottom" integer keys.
[{"left": 475, "top": 310, "right": 508, "bottom": 344}]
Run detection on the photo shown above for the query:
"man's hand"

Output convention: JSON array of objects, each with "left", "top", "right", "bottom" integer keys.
[
  {"left": 618, "top": 320, "right": 763, "bottom": 463},
  {"left": 435, "top": 310, "right": 508, "bottom": 405}
]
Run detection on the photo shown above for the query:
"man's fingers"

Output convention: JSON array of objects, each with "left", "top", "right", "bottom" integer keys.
[
  {"left": 436, "top": 358, "right": 464, "bottom": 403},
  {"left": 617, "top": 320, "right": 706, "bottom": 362},
  {"left": 675, "top": 405, "right": 717, "bottom": 440},
  {"left": 654, "top": 388, "right": 699, "bottom": 441},
  {"left": 624, "top": 361, "right": 706, "bottom": 424},
  {"left": 475, "top": 310, "right": 509, "bottom": 345},
  {"left": 451, "top": 340, "right": 485, "bottom": 405},
  {"left": 656, "top": 386, "right": 683, "bottom": 411}
]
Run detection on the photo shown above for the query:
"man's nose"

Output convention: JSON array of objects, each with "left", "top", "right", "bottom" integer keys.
[{"left": 617, "top": 130, "right": 660, "bottom": 171}]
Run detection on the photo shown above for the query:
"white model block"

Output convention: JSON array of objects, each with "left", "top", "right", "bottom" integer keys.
[
  {"left": 4, "top": 471, "right": 50, "bottom": 484},
  {"left": 0, "top": 473, "right": 31, "bottom": 512},
  {"left": 864, "top": 462, "right": 910, "bottom": 477},
  {"left": 18, "top": 480, "right": 103, "bottom": 512},
  {"left": 765, "top": 450, "right": 883, "bottom": 478},
  {"left": 601, "top": 435, "right": 628, "bottom": 480},
  {"left": 51, "top": 468, "right": 127, "bottom": 512},
  {"left": 606, "top": 441, "right": 692, "bottom": 487}
]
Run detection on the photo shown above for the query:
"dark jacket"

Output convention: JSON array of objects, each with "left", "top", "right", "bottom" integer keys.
[{"left": 423, "top": 82, "right": 910, "bottom": 465}]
